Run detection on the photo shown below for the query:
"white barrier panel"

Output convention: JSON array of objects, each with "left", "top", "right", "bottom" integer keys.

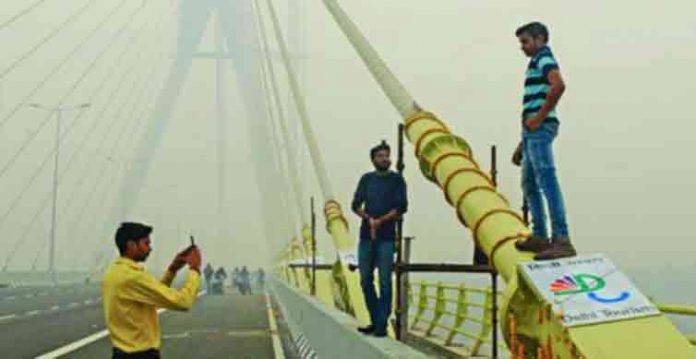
[{"left": 271, "top": 277, "right": 427, "bottom": 359}]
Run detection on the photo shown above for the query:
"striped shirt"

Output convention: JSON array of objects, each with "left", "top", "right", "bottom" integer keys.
[{"left": 522, "top": 46, "right": 560, "bottom": 124}]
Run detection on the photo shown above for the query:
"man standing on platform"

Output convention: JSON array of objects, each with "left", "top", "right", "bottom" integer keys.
[
  {"left": 511, "top": 22, "right": 576, "bottom": 260},
  {"left": 102, "top": 222, "right": 202, "bottom": 358},
  {"left": 352, "top": 141, "right": 408, "bottom": 337}
]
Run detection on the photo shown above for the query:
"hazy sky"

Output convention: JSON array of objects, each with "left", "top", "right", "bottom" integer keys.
[{"left": 1, "top": 0, "right": 695, "bottom": 279}]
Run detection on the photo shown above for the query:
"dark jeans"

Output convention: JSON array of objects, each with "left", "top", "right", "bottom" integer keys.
[
  {"left": 358, "top": 238, "right": 395, "bottom": 332},
  {"left": 112, "top": 348, "right": 160, "bottom": 359}
]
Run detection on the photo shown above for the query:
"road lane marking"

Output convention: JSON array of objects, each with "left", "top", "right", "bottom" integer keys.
[
  {"left": 26, "top": 310, "right": 41, "bottom": 316},
  {"left": 49, "top": 305, "right": 60, "bottom": 311},
  {"left": 35, "top": 329, "right": 110, "bottom": 359},
  {"left": 83, "top": 299, "right": 92, "bottom": 305},
  {"left": 24, "top": 294, "right": 34, "bottom": 298},
  {"left": 4, "top": 296, "right": 16, "bottom": 301},
  {"left": 39, "top": 292, "right": 48, "bottom": 297},
  {"left": 226, "top": 329, "right": 270, "bottom": 337},
  {"left": 36, "top": 290, "right": 206, "bottom": 358},
  {"left": 67, "top": 302, "right": 80, "bottom": 308},
  {"left": 265, "top": 292, "right": 286, "bottom": 359},
  {"left": 162, "top": 332, "right": 191, "bottom": 339},
  {"left": 0, "top": 314, "right": 17, "bottom": 322}
]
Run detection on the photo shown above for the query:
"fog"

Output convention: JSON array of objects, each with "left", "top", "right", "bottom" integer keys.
[{"left": 1, "top": 0, "right": 695, "bottom": 283}]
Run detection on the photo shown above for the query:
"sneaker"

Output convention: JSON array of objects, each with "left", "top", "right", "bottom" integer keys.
[
  {"left": 515, "top": 235, "right": 550, "bottom": 253},
  {"left": 357, "top": 325, "right": 375, "bottom": 335},
  {"left": 534, "top": 237, "right": 577, "bottom": 260}
]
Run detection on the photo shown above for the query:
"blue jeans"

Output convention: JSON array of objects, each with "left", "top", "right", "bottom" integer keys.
[
  {"left": 521, "top": 122, "right": 569, "bottom": 238},
  {"left": 358, "top": 238, "right": 395, "bottom": 332}
]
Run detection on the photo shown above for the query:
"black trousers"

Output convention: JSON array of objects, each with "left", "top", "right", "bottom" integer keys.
[{"left": 112, "top": 347, "right": 160, "bottom": 359}]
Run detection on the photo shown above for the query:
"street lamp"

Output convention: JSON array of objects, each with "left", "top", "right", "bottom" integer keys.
[{"left": 28, "top": 102, "right": 90, "bottom": 285}]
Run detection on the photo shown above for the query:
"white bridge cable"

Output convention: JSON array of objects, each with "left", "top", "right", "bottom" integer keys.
[
  {"left": 0, "top": 0, "right": 100, "bottom": 82},
  {"left": 59, "top": 35, "right": 172, "bottom": 268},
  {"left": 253, "top": 1, "right": 305, "bottom": 253},
  {"left": 1, "top": 194, "right": 47, "bottom": 270},
  {"left": 258, "top": 41, "right": 300, "bottom": 250},
  {"left": 0, "top": 0, "right": 153, "bottom": 232},
  {"left": 255, "top": 36, "right": 294, "bottom": 250},
  {"left": 254, "top": 0, "right": 307, "bottom": 225},
  {"left": 75, "top": 77, "right": 168, "bottom": 271},
  {"left": 286, "top": 0, "right": 308, "bottom": 214},
  {"left": 0, "top": 33, "right": 166, "bottom": 271},
  {"left": 213, "top": 17, "right": 227, "bottom": 241},
  {"left": 0, "top": 0, "right": 50, "bottom": 32},
  {"left": 54, "top": 14, "right": 170, "bottom": 233},
  {"left": 30, "top": 237, "right": 48, "bottom": 270},
  {"left": 261, "top": 0, "right": 335, "bottom": 201},
  {"left": 65, "top": 60, "right": 166, "bottom": 249},
  {"left": 0, "top": 11, "right": 164, "bottom": 243},
  {"left": 23, "top": 61, "right": 157, "bottom": 271},
  {"left": 0, "top": 10, "right": 168, "bottom": 269},
  {"left": 64, "top": 44, "right": 171, "bottom": 268},
  {"left": 0, "top": 0, "right": 130, "bottom": 132},
  {"left": 0, "top": 0, "right": 146, "bottom": 179},
  {"left": 257, "top": 59, "right": 294, "bottom": 244},
  {"left": 321, "top": 0, "right": 419, "bottom": 118},
  {"left": 257, "top": 0, "right": 316, "bottom": 257}
]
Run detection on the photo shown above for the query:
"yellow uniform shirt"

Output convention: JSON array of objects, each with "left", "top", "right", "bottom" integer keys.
[{"left": 102, "top": 257, "right": 201, "bottom": 353}]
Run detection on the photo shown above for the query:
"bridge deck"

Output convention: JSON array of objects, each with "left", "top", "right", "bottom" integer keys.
[{"left": 0, "top": 284, "right": 293, "bottom": 358}]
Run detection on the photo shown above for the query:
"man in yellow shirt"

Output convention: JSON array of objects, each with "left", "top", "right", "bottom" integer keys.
[{"left": 102, "top": 222, "right": 202, "bottom": 358}]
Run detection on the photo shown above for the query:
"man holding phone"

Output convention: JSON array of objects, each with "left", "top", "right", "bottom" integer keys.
[{"left": 102, "top": 222, "right": 202, "bottom": 358}]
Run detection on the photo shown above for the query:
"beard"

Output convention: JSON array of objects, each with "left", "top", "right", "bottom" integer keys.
[
  {"left": 135, "top": 251, "right": 150, "bottom": 262},
  {"left": 374, "top": 161, "right": 391, "bottom": 171}
]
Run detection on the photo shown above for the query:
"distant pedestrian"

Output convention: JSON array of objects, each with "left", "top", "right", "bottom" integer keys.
[
  {"left": 232, "top": 267, "right": 241, "bottom": 293},
  {"left": 256, "top": 268, "right": 265, "bottom": 290},
  {"left": 203, "top": 263, "right": 214, "bottom": 293},
  {"left": 240, "top": 266, "right": 252, "bottom": 295}
]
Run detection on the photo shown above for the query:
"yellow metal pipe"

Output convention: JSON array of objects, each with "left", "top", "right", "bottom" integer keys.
[
  {"left": 404, "top": 111, "right": 532, "bottom": 280},
  {"left": 289, "top": 236, "right": 310, "bottom": 292},
  {"left": 323, "top": 200, "right": 366, "bottom": 320},
  {"left": 658, "top": 304, "right": 696, "bottom": 316}
]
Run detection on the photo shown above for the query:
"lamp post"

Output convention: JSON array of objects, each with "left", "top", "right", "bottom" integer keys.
[{"left": 28, "top": 102, "right": 90, "bottom": 285}]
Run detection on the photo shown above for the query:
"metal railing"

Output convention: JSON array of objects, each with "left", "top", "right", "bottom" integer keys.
[
  {"left": 405, "top": 281, "right": 696, "bottom": 357},
  {"left": 408, "top": 280, "right": 507, "bottom": 357},
  {"left": 281, "top": 263, "right": 696, "bottom": 358}
]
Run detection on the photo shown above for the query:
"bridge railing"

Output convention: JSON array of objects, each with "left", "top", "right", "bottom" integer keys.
[
  {"left": 279, "top": 261, "right": 696, "bottom": 358},
  {"left": 407, "top": 280, "right": 507, "bottom": 357},
  {"left": 407, "top": 280, "right": 696, "bottom": 356}
]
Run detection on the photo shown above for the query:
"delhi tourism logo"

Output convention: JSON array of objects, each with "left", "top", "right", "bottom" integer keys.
[{"left": 550, "top": 273, "right": 630, "bottom": 303}]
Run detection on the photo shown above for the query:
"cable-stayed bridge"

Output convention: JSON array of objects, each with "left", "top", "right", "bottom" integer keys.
[{"left": 1, "top": 0, "right": 695, "bottom": 358}]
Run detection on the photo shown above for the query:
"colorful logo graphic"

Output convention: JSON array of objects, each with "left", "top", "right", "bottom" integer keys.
[{"left": 550, "top": 273, "right": 630, "bottom": 303}]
